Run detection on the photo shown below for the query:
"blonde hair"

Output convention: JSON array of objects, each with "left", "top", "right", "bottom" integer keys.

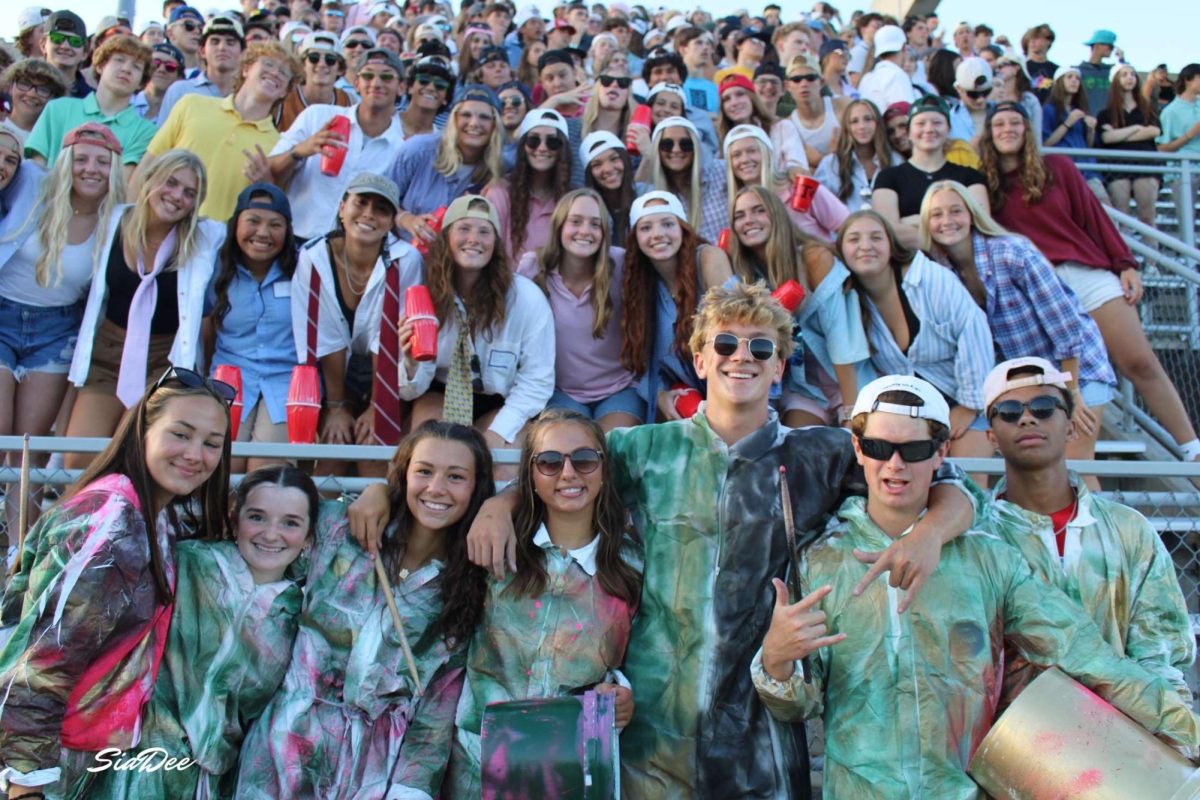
[
  {"left": 724, "top": 134, "right": 788, "bottom": 197},
  {"left": 534, "top": 188, "right": 616, "bottom": 337},
  {"left": 434, "top": 100, "right": 504, "bottom": 186},
  {"left": 232, "top": 41, "right": 301, "bottom": 96},
  {"left": 122, "top": 150, "right": 207, "bottom": 272},
  {"left": 31, "top": 141, "right": 126, "bottom": 287},
  {"left": 687, "top": 280, "right": 795, "bottom": 360},
  {"left": 648, "top": 124, "right": 703, "bottom": 230},
  {"left": 917, "top": 179, "right": 1010, "bottom": 252},
  {"left": 580, "top": 63, "right": 635, "bottom": 137}
]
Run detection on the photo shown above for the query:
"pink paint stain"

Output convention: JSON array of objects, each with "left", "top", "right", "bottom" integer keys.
[
  {"left": 1034, "top": 732, "right": 1066, "bottom": 756},
  {"left": 1072, "top": 769, "right": 1104, "bottom": 790}
]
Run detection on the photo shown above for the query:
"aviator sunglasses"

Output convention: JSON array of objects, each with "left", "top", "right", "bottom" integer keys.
[
  {"left": 987, "top": 394, "right": 1068, "bottom": 424},
  {"left": 710, "top": 332, "right": 776, "bottom": 360},
  {"left": 532, "top": 447, "right": 603, "bottom": 476}
]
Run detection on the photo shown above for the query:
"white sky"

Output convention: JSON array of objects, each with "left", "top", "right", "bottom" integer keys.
[{"left": 4, "top": 0, "right": 1194, "bottom": 75}]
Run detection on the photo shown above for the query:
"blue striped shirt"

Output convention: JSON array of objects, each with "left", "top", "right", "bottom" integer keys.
[{"left": 863, "top": 251, "right": 994, "bottom": 410}]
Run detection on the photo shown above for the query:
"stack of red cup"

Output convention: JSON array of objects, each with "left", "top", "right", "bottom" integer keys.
[
  {"left": 286, "top": 365, "right": 322, "bottom": 444},
  {"left": 319, "top": 115, "right": 351, "bottom": 176},
  {"left": 211, "top": 365, "right": 243, "bottom": 440},
  {"left": 405, "top": 285, "right": 439, "bottom": 361},
  {"left": 771, "top": 279, "right": 806, "bottom": 313}
]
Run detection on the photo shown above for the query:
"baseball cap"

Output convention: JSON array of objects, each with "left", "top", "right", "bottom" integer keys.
[
  {"left": 664, "top": 15, "right": 690, "bottom": 34},
  {"left": 95, "top": 15, "right": 131, "bottom": 38},
  {"left": 873, "top": 24, "right": 906, "bottom": 57},
  {"left": 367, "top": 2, "right": 402, "bottom": 18},
  {"left": 537, "top": 48, "right": 574, "bottom": 71},
  {"left": 579, "top": 130, "right": 625, "bottom": 168},
  {"left": 852, "top": 375, "right": 951, "bottom": 428},
  {"left": 235, "top": 182, "right": 292, "bottom": 222},
  {"left": 517, "top": 107, "right": 568, "bottom": 138},
  {"left": 300, "top": 30, "right": 341, "bottom": 54},
  {"left": 151, "top": 42, "right": 186, "bottom": 64},
  {"left": 982, "top": 357, "right": 1073, "bottom": 412},
  {"left": 955, "top": 56, "right": 993, "bottom": 90},
  {"left": 630, "top": 190, "right": 688, "bottom": 226},
  {"left": 341, "top": 26, "right": 377, "bottom": 45},
  {"left": 357, "top": 47, "right": 405, "bottom": 74},
  {"left": 139, "top": 19, "right": 166, "bottom": 36},
  {"left": 62, "top": 122, "right": 123, "bottom": 155},
  {"left": 453, "top": 84, "right": 501, "bottom": 111},
  {"left": 443, "top": 194, "right": 501, "bottom": 232},
  {"left": 651, "top": 114, "right": 699, "bottom": 141},
  {"left": 719, "top": 73, "right": 755, "bottom": 95},
  {"left": 1083, "top": 29, "right": 1116, "bottom": 47},
  {"left": 344, "top": 172, "right": 401, "bottom": 211},
  {"left": 279, "top": 21, "right": 313, "bottom": 43},
  {"left": 17, "top": 7, "right": 51, "bottom": 35},
  {"left": 480, "top": 44, "right": 508, "bottom": 64},
  {"left": 551, "top": 18, "right": 577, "bottom": 34},
  {"left": 47, "top": 10, "right": 87, "bottom": 38},
  {"left": 203, "top": 15, "right": 245, "bottom": 41},
  {"left": 754, "top": 63, "right": 785, "bottom": 81},
  {"left": 514, "top": 4, "right": 549, "bottom": 27},
  {"left": 819, "top": 38, "right": 848, "bottom": 60},
  {"left": 907, "top": 94, "right": 950, "bottom": 124},
  {"left": 168, "top": 6, "right": 204, "bottom": 25},
  {"left": 646, "top": 82, "right": 686, "bottom": 104},
  {"left": 1109, "top": 62, "right": 1134, "bottom": 82},
  {"left": 722, "top": 123, "right": 773, "bottom": 158},
  {"left": 1052, "top": 64, "right": 1081, "bottom": 82}
]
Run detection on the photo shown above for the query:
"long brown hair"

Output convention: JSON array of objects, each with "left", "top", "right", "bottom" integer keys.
[
  {"left": 534, "top": 189, "right": 617, "bottom": 337},
  {"left": 1047, "top": 71, "right": 1088, "bottom": 116},
  {"left": 831, "top": 99, "right": 892, "bottom": 203},
  {"left": 584, "top": 147, "right": 636, "bottom": 241},
  {"left": 717, "top": 88, "right": 775, "bottom": 147},
  {"left": 1105, "top": 65, "right": 1156, "bottom": 129},
  {"left": 508, "top": 410, "right": 641, "bottom": 605},
  {"left": 507, "top": 127, "right": 573, "bottom": 256},
  {"left": 728, "top": 185, "right": 831, "bottom": 292},
  {"left": 835, "top": 209, "right": 914, "bottom": 347},
  {"left": 977, "top": 111, "right": 1051, "bottom": 213},
  {"left": 619, "top": 215, "right": 701, "bottom": 375},
  {"left": 67, "top": 380, "right": 233, "bottom": 601},
  {"left": 382, "top": 421, "right": 494, "bottom": 647},
  {"left": 424, "top": 209, "right": 513, "bottom": 338}
]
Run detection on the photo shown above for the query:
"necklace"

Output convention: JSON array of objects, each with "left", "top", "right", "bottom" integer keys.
[{"left": 336, "top": 241, "right": 372, "bottom": 296}]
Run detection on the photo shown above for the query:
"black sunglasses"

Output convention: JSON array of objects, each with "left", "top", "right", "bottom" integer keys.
[
  {"left": 500, "top": 95, "right": 526, "bottom": 108},
  {"left": 532, "top": 447, "right": 603, "bottom": 476},
  {"left": 306, "top": 52, "right": 341, "bottom": 66},
  {"left": 711, "top": 332, "right": 776, "bottom": 360},
  {"left": 964, "top": 88, "right": 990, "bottom": 99},
  {"left": 857, "top": 437, "right": 941, "bottom": 463},
  {"left": 344, "top": 38, "right": 373, "bottom": 48},
  {"left": 524, "top": 133, "right": 563, "bottom": 150},
  {"left": 415, "top": 73, "right": 451, "bottom": 91},
  {"left": 658, "top": 137, "right": 694, "bottom": 153},
  {"left": 787, "top": 73, "right": 821, "bottom": 83},
  {"left": 152, "top": 366, "right": 237, "bottom": 405},
  {"left": 988, "top": 395, "right": 1067, "bottom": 424},
  {"left": 598, "top": 74, "right": 632, "bottom": 88},
  {"left": 177, "top": 20, "right": 200, "bottom": 32}
]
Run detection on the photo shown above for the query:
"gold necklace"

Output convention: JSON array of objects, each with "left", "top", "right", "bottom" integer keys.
[{"left": 336, "top": 241, "right": 372, "bottom": 296}]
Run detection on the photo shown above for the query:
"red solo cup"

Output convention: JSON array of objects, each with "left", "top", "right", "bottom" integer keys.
[
  {"left": 626, "top": 104, "right": 652, "bottom": 155},
  {"left": 771, "top": 279, "right": 806, "bottom": 313},
  {"left": 286, "top": 365, "right": 322, "bottom": 444},
  {"left": 414, "top": 206, "right": 448, "bottom": 256},
  {"left": 211, "top": 364, "right": 243, "bottom": 441},
  {"left": 319, "top": 115, "right": 351, "bottom": 177},
  {"left": 404, "top": 285, "right": 439, "bottom": 361},
  {"left": 717, "top": 228, "right": 733, "bottom": 253},
  {"left": 790, "top": 175, "right": 820, "bottom": 213},
  {"left": 671, "top": 383, "right": 702, "bottom": 418}
]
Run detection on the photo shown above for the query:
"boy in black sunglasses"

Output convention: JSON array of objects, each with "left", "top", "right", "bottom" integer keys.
[
  {"left": 979, "top": 357, "right": 1195, "bottom": 717},
  {"left": 755, "top": 372, "right": 1199, "bottom": 796}
]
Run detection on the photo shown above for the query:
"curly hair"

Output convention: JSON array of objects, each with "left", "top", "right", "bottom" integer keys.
[
  {"left": 830, "top": 99, "right": 892, "bottom": 203},
  {"left": 619, "top": 214, "right": 701, "bottom": 376},
  {"left": 0, "top": 57, "right": 69, "bottom": 99},
  {"left": 92, "top": 34, "right": 153, "bottom": 89},
  {"left": 507, "top": 126, "right": 573, "bottom": 256},
  {"left": 534, "top": 189, "right": 616, "bottom": 337},
  {"left": 424, "top": 205, "right": 513, "bottom": 338},
  {"left": 977, "top": 110, "right": 1051, "bottom": 213},
  {"left": 508, "top": 409, "right": 641, "bottom": 605},
  {"left": 383, "top": 420, "right": 495, "bottom": 648}
]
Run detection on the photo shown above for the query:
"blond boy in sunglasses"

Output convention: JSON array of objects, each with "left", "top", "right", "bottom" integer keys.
[
  {"left": 754, "top": 373, "right": 1199, "bottom": 799},
  {"left": 978, "top": 357, "right": 1194, "bottom": 716}
]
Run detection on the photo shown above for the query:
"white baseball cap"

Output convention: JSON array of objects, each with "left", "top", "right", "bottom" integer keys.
[
  {"left": 630, "top": 190, "right": 688, "bottom": 227},
  {"left": 517, "top": 108, "right": 569, "bottom": 138},
  {"left": 723, "top": 123, "right": 773, "bottom": 157},
  {"left": 852, "top": 375, "right": 951, "bottom": 428},
  {"left": 651, "top": 114, "right": 699, "bottom": 141},
  {"left": 873, "top": 25, "right": 907, "bottom": 57},
  {"left": 955, "top": 56, "right": 993, "bottom": 90},
  {"left": 646, "top": 82, "right": 687, "bottom": 105},
  {"left": 514, "top": 4, "right": 549, "bottom": 27},
  {"left": 300, "top": 30, "right": 342, "bottom": 54},
  {"left": 580, "top": 130, "right": 625, "bottom": 167},
  {"left": 18, "top": 7, "right": 51, "bottom": 34},
  {"left": 982, "top": 357, "right": 1073, "bottom": 411},
  {"left": 1052, "top": 64, "right": 1081, "bottom": 82}
]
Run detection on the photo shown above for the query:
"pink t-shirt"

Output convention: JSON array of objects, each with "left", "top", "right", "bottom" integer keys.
[
  {"left": 777, "top": 182, "right": 850, "bottom": 242},
  {"left": 516, "top": 248, "right": 636, "bottom": 403},
  {"left": 483, "top": 182, "right": 558, "bottom": 266}
]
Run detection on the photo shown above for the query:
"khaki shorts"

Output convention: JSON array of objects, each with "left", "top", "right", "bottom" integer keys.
[
  {"left": 235, "top": 398, "right": 291, "bottom": 444},
  {"left": 81, "top": 318, "right": 174, "bottom": 395}
]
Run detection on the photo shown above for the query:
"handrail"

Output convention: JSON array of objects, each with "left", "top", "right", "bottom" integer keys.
[
  {"left": 1106, "top": 207, "right": 1200, "bottom": 265},
  {"left": 1124, "top": 236, "right": 1200, "bottom": 288},
  {"left": 1043, "top": 146, "right": 1200, "bottom": 163}
]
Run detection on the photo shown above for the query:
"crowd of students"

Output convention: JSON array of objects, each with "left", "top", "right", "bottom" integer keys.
[{"left": 0, "top": 1, "right": 1198, "bottom": 798}]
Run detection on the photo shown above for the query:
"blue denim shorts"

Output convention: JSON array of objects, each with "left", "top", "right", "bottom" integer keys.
[
  {"left": 547, "top": 385, "right": 645, "bottom": 421},
  {"left": 0, "top": 299, "right": 83, "bottom": 379}
]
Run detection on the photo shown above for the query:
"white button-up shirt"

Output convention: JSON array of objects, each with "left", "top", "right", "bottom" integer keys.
[
  {"left": 856, "top": 60, "right": 919, "bottom": 116},
  {"left": 272, "top": 103, "right": 407, "bottom": 240}
]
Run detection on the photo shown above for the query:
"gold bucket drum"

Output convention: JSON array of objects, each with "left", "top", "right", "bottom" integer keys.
[{"left": 967, "top": 667, "right": 1200, "bottom": 799}]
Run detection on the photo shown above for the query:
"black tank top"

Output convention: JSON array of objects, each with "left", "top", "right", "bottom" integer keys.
[{"left": 104, "top": 224, "right": 180, "bottom": 335}]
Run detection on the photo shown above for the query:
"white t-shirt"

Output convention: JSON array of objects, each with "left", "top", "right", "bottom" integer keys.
[{"left": 0, "top": 231, "right": 96, "bottom": 307}]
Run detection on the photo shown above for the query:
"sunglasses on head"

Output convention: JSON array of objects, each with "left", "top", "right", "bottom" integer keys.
[
  {"left": 598, "top": 74, "right": 632, "bottom": 88},
  {"left": 532, "top": 447, "right": 603, "bottom": 476},
  {"left": 48, "top": 30, "right": 85, "bottom": 48},
  {"left": 710, "top": 332, "right": 776, "bottom": 360},
  {"left": 788, "top": 73, "right": 820, "bottom": 83},
  {"left": 151, "top": 366, "right": 237, "bottom": 405},
  {"left": 306, "top": 51, "right": 341, "bottom": 66},
  {"left": 987, "top": 394, "right": 1067, "bottom": 424},
  {"left": 658, "top": 136, "right": 694, "bottom": 153},
  {"left": 414, "top": 73, "right": 451, "bottom": 91},
  {"left": 345, "top": 38, "right": 373, "bottom": 48},
  {"left": 857, "top": 437, "right": 941, "bottom": 463},
  {"left": 524, "top": 133, "right": 563, "bottom": 150},
  {"left": 152, "top": 58, "right": 181, "bottom": 73},
  {"left": 964, "top": 88, "right": 990, "bottom": 99}
]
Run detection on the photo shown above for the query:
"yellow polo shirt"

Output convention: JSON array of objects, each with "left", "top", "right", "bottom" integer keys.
[{"left": 148, "top": 93, "right": 280, "bottom": 221}]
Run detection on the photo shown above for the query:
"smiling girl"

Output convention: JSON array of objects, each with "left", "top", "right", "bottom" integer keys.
[
  {"left": 236, "top": 421, "right": 494, "bottom": 800},
  {"left": 581, "top": 131, "right": 635, "bottom": 241},
  {"left": 90, "top": 466, "right": 318, "bottom": 799},
  {"left": 445, "top": 409, "right": 640, "bottom": 796},
  {"left": 641, "top": 116, "right": 728, "bottom": 242},
  {"left": 0, "top": 369, "right": 233, "bottom": 800},
  {"left": 814, "top": 99, "right": 902, "bottom": 212}
]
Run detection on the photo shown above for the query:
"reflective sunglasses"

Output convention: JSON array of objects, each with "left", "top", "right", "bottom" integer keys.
[
  {"left": 987, "top": 394, "right": 1067, "bottom": 424},
  {"left": 598, "top": 74, "right": 632, "bottom": 88},
  {"left": 500, "top": 95, "right": 525, "bottom": 108},
  {"left": 344, "top": 38, "right": 373, "bottom": 48},
  {"left": 964, "top": 88, "right": 990, "bottom": 100},
  {"left": 658, "top": 136, "right": 694, "bottom": 153},
  {"left": 857, "top": 437, "right": 941, "bottom": 463},
  {"left": 48, "top": 31, "right": 85, "bottom": 48},
  {"left": 152, "top": 58, "right": 181, "bottom": 73},
  {"left": 414, "top": 73, "right": 451, "bottom": 91},
  {"left": 524, "top": 133, "right": 563, "bottom": 151},
  {"left": 532, "top": 447, "right": 603, "bottom": 476},
  {"left": 787, "top": 73, "right": 820, "bottom": 83},
  {"left": 358, "top": 70, "right": 399, "bottom": 82},
  {"left": 306, "top": 51, "right": 341, "bottom": 66},
  {"left": 14, "top": 78, "right": 55, "bottom": 98},
  {"left": 151, "top": 366, "right": 237, "bottom": 405},
  {"left": 710, "top": 332, "right": 776, "bottom": 360}
]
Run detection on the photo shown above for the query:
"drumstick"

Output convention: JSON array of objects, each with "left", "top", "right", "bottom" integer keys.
[
  {"left": 374, "top": 557, "right": 424, "bottom": 696},
  {"left": 13, "top": 434, "right": 31, "bottom": 575},
  {"left": 779, "top": 466, "right": 813, "bottom": 684}
]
